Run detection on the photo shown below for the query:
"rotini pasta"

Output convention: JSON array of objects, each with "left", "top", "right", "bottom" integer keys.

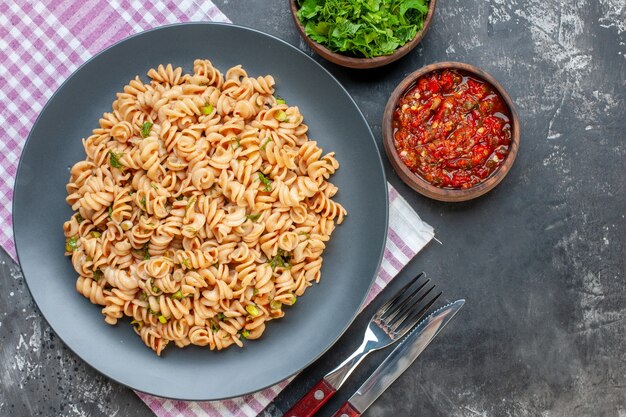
[{"left": 63, "top": 59, "right": 347, "bottom": 355}]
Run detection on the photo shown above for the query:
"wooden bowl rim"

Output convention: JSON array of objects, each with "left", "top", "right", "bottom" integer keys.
[
  {"left": 289, "top": 0, "right": 437, "bottom": 69},
  {"left": 382, "top": 61, "right": 520, "bottom": 202}
]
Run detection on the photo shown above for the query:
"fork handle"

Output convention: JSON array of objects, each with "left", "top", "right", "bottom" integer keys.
[
  {"left": 282, "top": 379, "right": 336, "bottom": 417},
  {"left": 331, "top": 402, "right": 361, "bottom": 417}
]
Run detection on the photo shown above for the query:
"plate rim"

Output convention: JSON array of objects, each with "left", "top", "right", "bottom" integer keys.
[{"left": 13, "top": 21, "right": 389, "bottom": 401}]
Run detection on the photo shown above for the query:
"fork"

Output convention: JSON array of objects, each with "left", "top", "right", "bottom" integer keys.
[{"left": 282, "top": 273, "right": 441, "bottom": 417}]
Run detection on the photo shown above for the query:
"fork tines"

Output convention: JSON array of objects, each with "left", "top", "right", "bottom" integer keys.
[{"left": 376, "top": 273, "right": 442, "bottom": 336}]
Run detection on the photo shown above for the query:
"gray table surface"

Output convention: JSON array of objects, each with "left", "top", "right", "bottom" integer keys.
[{"left": 1, "top": 0, "right": 624, "bottom": 416}]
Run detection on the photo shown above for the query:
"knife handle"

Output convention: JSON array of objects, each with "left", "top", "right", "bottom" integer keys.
[
  {"left": 331, "top": 402, "right": 360, "bottom": 417},
  {"left": 282, "top": 379, "right": 336, "bottom": 417}
]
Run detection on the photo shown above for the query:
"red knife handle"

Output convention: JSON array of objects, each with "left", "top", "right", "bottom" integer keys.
[
  {"left": 283, "top": 379, "right": 337, "bottom": 417},
  {"left": 331, "top": 402, "right": 361, "bottom": 417}
]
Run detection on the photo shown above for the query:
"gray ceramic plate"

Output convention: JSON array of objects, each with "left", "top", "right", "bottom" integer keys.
[{"left": 13, "top": 23, "right": 388, "bottom": 400}]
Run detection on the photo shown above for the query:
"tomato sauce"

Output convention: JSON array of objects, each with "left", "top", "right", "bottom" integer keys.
[{"left": 393, "top": 69, "right": 512, "bottom": 189}]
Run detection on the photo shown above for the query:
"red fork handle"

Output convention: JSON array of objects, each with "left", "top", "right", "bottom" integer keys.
[
  {"left": 331, "top": 402, "right": 361, "bottom": 417},
  {"left": 282, "top": 379, "right": 337, "bottom": 417}
]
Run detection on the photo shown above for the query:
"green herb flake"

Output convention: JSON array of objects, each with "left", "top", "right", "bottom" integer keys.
[
  {"left": 139, "top": 292, "right": 148, "bottom": 301},
  {"left": 246, "top": 213, "right": 261, "bottom": 222},
  {"left": 172, "top": 289, "right": 184, "bottom": 300},
  {"left": 75, "top": 214, "right": 84, "bottom": 223},
  {"left": 269, "top": 250, "right": 291, "bottom": 270},
  {"left": 90, "top": 231, "right": 102, "bottom": 238},
  {"left": 260, "top": 137, "right": 272, "bottom": 151},
  {"left": 157, "top": 315, "right": 167, "bottom": 324},
  {"left": 241, "top": 330, "right": 250, "bottom": 339},
  {"left": 274, "top": 110, "right": 287, "bottom": 122},
  {"left": 141, "top": 196, "right": 147, "bottom": 208},
  {"left": 181, "top": 258, "right": 192, "bottom": 269},
  {"left": 231, "top": 138, "right": 241, "bottom": 150},
  {"left": 296, "top": 0, "right": 428, "bottom": 58},
  {"left": 290, "top": 295, "right": 297, "bottom": 305},
  {"left": 274, "top": 95, "right": 286, "bottom": 105},
  {"left": 201, "top": 104, "right": 214, "bottom": 115},
  {"left": 93, "top": 269, "right": 103, "bottom": 281},
  {"left": 257, "top": 172, "right": 272, "bottom": 192},
  {"left": 108, "top": 150, "right": 124, "bottom": 169},
  {"left": 151, "top": 182, "right": 159, "bottom": 191},
  {"left": 253, "top": 288, "right": 259, "bottom": 296},
  {"left": 108, "top": 206, "right": 113, "bottom": 217},
  {"left": 65, "top": 236, "right": 79, "bottom": 252},
  {"left": 141, "top": 122, "right": 153, "bottom": 138},
  {"left": 152, "top": 286, "right": 159, "bottom": 293},
  {"left": 270, "top": 300, "right": 282, "bottom": 310},
  {"left": 217, "top": 313, "right": 225, "bottom": 321},
  {"left": 246, "top": 304, "right": 260, "bottom": 316}
]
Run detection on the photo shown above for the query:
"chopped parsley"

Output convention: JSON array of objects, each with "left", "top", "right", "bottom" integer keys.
[
  {"left": 90, "top": 231, "right": 102, "bottom": 238},
  {"left": 75, "top": 214, "right": 84, "bottom": 223},
  {"left": 108, "top": 206, "right": 113, "bottom": 217},
  {"left": 260, "top": 137, "right": 272, "bottom": 151},
  {"left": 246, "top": 304, "right": 260, "bottom": 316},
  {"left": 181, "top": 258, "right": 192, "bottom": 269},
  {"left": 108, "top": 150, "right": 124, "bottom": 169},
  {"left": 201, "top": 104, "right": 214, "bottom": 115},
  {"left": 241, "top": 330, "right": 250, "bottom": 339},
  {"left": 269, "top": 250, "right": 291, "bottom": 270},
  {"left": 217, "top": 313, "right": 225, "bottom": 321},
  {"left": 141, "top": 196, "right": 147, "bottom": 208},
  {"left": 231, "top": 138, "right": 241, "bottom": 150},
  {"left": 275, "top": 95, "right": 286, "bottom": 105},
  {"left": 246, "top": 213, "right": 261, "bottom": 222},
  {"left": 172, "top": 290, "right": 184, "bottom": 300},
  {"left": 142, "top": 244, "right": 150, "bottom": 260},
  {"left": 141, "top": 122, "right": 153, "bottom": 138},
  {"left": 93, "top": 269, "right": 103, "bottom": 282},
  {"left": 274, "top": 110, "right": 287, "bottom": 122},
  {"left": 257, "top": 172, "right": 272, "bottom": 192},
  {"left": 65, "top": 236, "right": 79, "bottom": 252},
  {"left": 151, "top": 182, "right": 159, "bottom": 191}
]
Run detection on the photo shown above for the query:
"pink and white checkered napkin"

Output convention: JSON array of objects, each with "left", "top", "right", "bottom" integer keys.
[
  {"left": 1, "top": 1, "right": 434, "bottom": 416},
  {"left": 0, "top": 0, "right": 229, "bottom": 260},
  {"left": 137, "top": 185, "right": 434, "bottom": 417}
]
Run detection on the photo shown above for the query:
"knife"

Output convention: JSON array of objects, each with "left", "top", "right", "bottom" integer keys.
[{"left": 330, "top": 299, "right": 465, "bottom": 417}]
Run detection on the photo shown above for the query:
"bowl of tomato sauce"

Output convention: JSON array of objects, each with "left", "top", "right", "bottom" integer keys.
[{"left": 383, "top": 62, "right": 520, "bottom": 202}]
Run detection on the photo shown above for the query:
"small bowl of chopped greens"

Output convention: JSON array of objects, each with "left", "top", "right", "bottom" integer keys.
[{"left": 290, "top": 0, "right": 436, "bottom": 69}]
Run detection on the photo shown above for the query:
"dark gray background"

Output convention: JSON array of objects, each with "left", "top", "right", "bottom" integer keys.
[{"left": 1, "top": 0, "right": 624, "bottom": 416}]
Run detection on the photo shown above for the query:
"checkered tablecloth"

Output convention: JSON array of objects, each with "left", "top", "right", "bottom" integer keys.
[{"left": 0, "top": 2, "right": 434, "bottom": 416}]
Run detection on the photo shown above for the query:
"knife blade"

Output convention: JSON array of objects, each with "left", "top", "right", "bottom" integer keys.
[{"left": 331, "top": 299, "right": 465, "bottom": 417}]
